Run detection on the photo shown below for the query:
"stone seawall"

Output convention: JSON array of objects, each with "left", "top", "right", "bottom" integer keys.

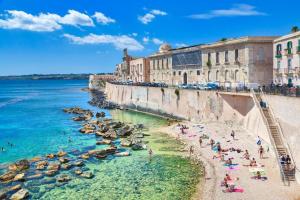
[
  {"left": 105, "top": 83, "right": 270, "bottom": 144},
  {"left": 264, "top": 95, "right": 300, "bottom": 182}
]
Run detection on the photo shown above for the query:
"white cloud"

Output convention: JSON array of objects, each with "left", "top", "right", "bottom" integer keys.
[
  {"left": 59, "top": 10, "right": 94, "bottom": 27},
  {"left": 152, "top": 38, "right": 164, "bottom": 45},
  {"left": 189, "top": 4, "right": 266, "bottom": 19},
  {"left": 0, "top": 10, "right": 94, "bottom": 32},
  {"left": 0, "top": 10, "right": 61, "bottom": 32},
  {"left": 132, "top": 33, "right": 138, "bottom": 37},
  {"left": 138, "top": 9, "right": 167, "bottom": 24},
  {"left": 63, "top": 33, "right": 144, "bottom": 51},
  {"left": 143, "top": 37, "right": 149, "bottom": 44},
  {"left": 150, "top": 10, "right": 167, "bottom": 16},
  {"left": 93, "top": 12, "right": 115, "bottom": 25}
]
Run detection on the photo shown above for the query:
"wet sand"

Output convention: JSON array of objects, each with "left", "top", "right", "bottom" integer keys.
[{"left": 159, "top": 120, "right": 300, "bottom": 200}]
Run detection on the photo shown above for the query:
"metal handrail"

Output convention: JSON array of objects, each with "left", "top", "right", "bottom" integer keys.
[
  {"left": 251, "top": 89, "right": 289, "bottom": 185},
  {"left": 260, "top": 89, "right": 298, "bottom": 173}
]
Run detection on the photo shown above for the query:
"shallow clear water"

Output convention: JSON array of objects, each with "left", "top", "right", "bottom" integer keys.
[{"left": 0, "top": 80, "right": 202, "bottom": 200}]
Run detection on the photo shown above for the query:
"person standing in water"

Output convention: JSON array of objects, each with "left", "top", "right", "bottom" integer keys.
[{"left": 148, "top": 148, "right": 153, "bottom": 161}]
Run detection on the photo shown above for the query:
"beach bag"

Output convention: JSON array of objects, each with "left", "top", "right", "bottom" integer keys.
[{"left": 256, "top": 140, "right": 261, "bottom": 145}]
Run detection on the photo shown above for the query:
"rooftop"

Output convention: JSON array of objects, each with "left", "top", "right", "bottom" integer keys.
[{"left": 274, "top": 31, "right": 300, "bottom": 43}]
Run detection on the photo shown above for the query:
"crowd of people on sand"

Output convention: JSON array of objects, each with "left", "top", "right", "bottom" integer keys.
[
  {"left": 175, "top": 123, "right": 274, "bottom": 194},
  {"left": 0, "top": 142, "right": 15, "bottom": 152}
]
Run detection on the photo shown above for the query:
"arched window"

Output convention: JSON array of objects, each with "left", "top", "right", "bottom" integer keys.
[
  {"left": 276, "top": 44, "right": 282, "bottom": 56},
  {"left": 235, "top": 70, "right": 239, "bottom": 81},
  {"left": 287, "top": 41, "right": 293, "bottom": 49},
  {"left": 216, "top": 70, "right": 219, "bottom": 81},
  {"left": 225, "top": 70, "right": 229, "bottom": 81}
]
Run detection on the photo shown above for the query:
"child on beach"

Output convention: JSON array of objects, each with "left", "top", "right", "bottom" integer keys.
[
  {"left": 243, "top": 150, "right": 250, "bottom": 160},
  {"left": 258, "top": 145, "right": 264, "bottom": 159},
  {"left": 148, "top": 148, "right": 153, "bottom": 161}
]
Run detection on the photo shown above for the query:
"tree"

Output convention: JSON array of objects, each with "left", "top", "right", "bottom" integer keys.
[{"left": 291, "top": 26, "right": 299, "bottom": 33}]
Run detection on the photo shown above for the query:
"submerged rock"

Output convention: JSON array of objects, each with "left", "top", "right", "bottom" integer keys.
[
  {"left": 59, "top": 157, "right": 70, "bottom": 164},
  {"left": 13, "top": 173, "right": 25, "bottom": 182},
  {"left": 74, "top": 168, "right": 83, "bottom": 175},
  {"left": 27, "top": 174, "right": 43, "bottom": 180},
  {"left": 61, "top": 163, "right": 72, "bottom": 170},
  {"left": 57, "top": 174, "right": 71, "bottom": 183},
  {"left": 79, "top": 154, "right": 90, "bottom": 160},
  {"left": 57, "top": 151, "right": 67, "bottom": 157},
  {"left": 96, "top": 139, "right": 112, "bottom": 145},
  {"left": 73, "top": 160, "right": 84, "bottom": 167},
  {"left": 8, "top": 160, "right": 30, "bottom": 172},
  {"left": 0, "top": 171, "right": 16, "bottom": 183},
  {"left": 36, "top": 161, "right": 48, "bottom": 170},
  {"left": 80, "top": 172, "right": 94, "bottom": 179},
  {"left": 44, "top": 170, "right": 58, "bottom": 177},
  {"left": 9, "top": 184, "right": 22, "bottom": 192},
  {"left": 46, "top": 154, "right": 56, "bottom": 159},
  {"left": 10, "top": 189, "right": 29, "bottom": 200}
]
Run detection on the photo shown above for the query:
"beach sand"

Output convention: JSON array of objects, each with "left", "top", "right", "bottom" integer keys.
[{"left": 159, "top": 120, "right": 300, "bottom": 200}]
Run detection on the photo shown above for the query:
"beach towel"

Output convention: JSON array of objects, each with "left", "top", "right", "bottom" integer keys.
[
  {"left": 251, "top": 176, "right": 268, "bottom": 181},
  {"left": 233, "top": 187, "right": 244, "bottom": 193},
  {"left": 249, "top": 168, "right": 265, "bottom": 173},
  {"left": 225, "top": 166, "right": 240, "bottom": 171},
  {"left": 223, "top": 163, "right": 239, "bottom": 167}
]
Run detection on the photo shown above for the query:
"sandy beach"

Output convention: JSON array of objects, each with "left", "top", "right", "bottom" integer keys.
[{"left": 159, "top": 120, "right": 300, "bottom": 200}]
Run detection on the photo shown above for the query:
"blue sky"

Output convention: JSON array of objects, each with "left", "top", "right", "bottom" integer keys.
[{"left": 0, "top": 0, "right": 299, "bottom": 75}]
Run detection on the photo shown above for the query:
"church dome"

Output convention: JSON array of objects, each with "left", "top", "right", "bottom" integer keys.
[{"left": 159, "top": 43, "right": 172, "bottom": 53}]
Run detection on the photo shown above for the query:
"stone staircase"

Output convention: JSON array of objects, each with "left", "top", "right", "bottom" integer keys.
[{"left": 255, "top": 93, "right": 296, "bottom": 183}]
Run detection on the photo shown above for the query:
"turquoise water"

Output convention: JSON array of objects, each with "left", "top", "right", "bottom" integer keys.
[{"left": 0, "top": 80, "right": 202, "bottom": 199}]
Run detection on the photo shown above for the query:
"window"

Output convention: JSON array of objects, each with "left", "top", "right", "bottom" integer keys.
[
  {"left": 179, "top": 71, "right": 182, "bottom": 75},
  {"left": 225, "top": 51, "right": 229, "bottom": 63},
  {"left": 216, "top": 71, "right": 219, "bottom": 81},
  {"left": 208, "top": 53, "right": 211, "bottom": 62},
  {"left": 216, "top": 52, "right": 220, "bottom": 64},
  {"left": 277, "top": 61, "right": 281, "bottom": 69},
  {"left": 288, "top": 58, "right": 292, "bottom": 68},
  {"left": 173, "top": 71, "right": 176, "bottom": 76},
  {"left": 234, "top": 70, "right": 239, "bottom": 81},
  {"left": 197, "top": 70, "right": 200, "bottom": 75},
  {"left": 287, "top": 41, "right": 293, "bottom": 49},
  {"left": 276, "top": 44, "right": 282, "bottom": 55},
  {"left": 157, "top": 60, "right": 159, "bottom": 69},
  {"left": 162, "top": 59, "right": 164, "bottom": 69},
  {"left": 225, "top": 70, "right": 229, "bottom": 81},
  {"left": 166, "top": 58, "right": 169, "bottom": 69},
  {"left": 235, "top": 49, "right": 239, "bottom": 61}
]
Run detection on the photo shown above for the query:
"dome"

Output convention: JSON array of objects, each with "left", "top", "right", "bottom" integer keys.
[{"left": 159, "top": 43, "right": 172, "bottom": 53}]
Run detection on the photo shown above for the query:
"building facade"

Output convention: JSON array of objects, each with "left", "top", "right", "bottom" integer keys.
[
  {"left": 201, "top": 36, "right": 276, "bottom": 87},
  {"left": 129, "top": 57, "right": 150, "bottom": 82},
  {"left": 273, "top": 31, "right": 300, "bottom": 85},
  {"left": 149, "top": 44, "right": 173, "bottom": 84},
  {"left": 171, "top": 45, "right": 203, "bottom": 85},
  {"left": 116, "top": 49, "right": 134, "bottom": 81}
]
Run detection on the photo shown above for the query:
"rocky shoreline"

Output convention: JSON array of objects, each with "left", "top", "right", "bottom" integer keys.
[{"left": 0, "top": 104, "right": 152, "bottom": 199}]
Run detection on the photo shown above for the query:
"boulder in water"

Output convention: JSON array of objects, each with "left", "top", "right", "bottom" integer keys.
[
  {"left": 57, "top": 174, "right": 71, "bottom": 183},
  {"left": 0, "top": 171, "right": 16, "bottom": 183},
  {"left": 10, "top": 189, "right": 29, "bottom": 200},
  {"left": 80, "top": 172, "right": 94, "bottom": 179},
  {"left": 8, "top": 160, "right": 30, "bottom": 172},
  {"left": 96, "top": 139, "right": 112, "bottom": 145},
  {"left": 13, "top": 173, "right": 25, "bottom": 182},
  {"left": 57, "top": 151, "right": 67, "bottom": 157}
]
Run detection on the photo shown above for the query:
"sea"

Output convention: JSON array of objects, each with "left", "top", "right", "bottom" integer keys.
[{"left": 0, "top": 79, "right": 201, "bottom": 200}]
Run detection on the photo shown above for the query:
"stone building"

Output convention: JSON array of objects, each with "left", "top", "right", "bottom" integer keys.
[
  {"left": 116, "top": 48, "right": 134, "bottom": 81},
  {"left": 201, "top": 36, "right": 277, "bottom": 88},
  {"left": 129, "top": 57, "right": 150, "bottom": 82},
  {"left": 149, "top": 44, "right": 173, "bottom": 84},
  {"left": 149, "top": 44, "right": 203, "bottom": 85},
  {"left": 171, "top": 45, "right": 203, "bottom": 85},
  {"left": 273, "top": 31, "right": 300, "bottom": 85}
]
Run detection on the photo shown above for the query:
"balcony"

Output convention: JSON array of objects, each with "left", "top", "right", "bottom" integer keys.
[
  {"left": 275, "top": 54, "right": 282, "bottom": 59},
  {"left": 284, "top": 48, "right": 293, "bottom": 56}
]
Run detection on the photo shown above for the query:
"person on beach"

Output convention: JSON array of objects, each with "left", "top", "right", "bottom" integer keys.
[
  {"left": 209, "top": 139, "right": 215, "bottom": 150},
  {"left": 280, "top": 154, "right": 286, "bottom": 165},
  {"left": 243, "top": 150, "right": 250, "bottom": 160},
  {"left": 286, "top": 155, "right": 291, "bottom": 169},
  {"left": 256, "top": 136, "right": 262, "bottom": 146},
  {"left": 258, "top": 145, "right": 264, "bottom": 159},
  {"left": 250, "top": 158, "right": 257, "bottom": 167},
  {"left": 189, "top": 145, "right": 194, "bottom": 157},
  {"left": 230, "top": 130, "right": 235, "bottom": 140},
  {"left": 199, "top": 137, "right": 203, "bottom": 147}
]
